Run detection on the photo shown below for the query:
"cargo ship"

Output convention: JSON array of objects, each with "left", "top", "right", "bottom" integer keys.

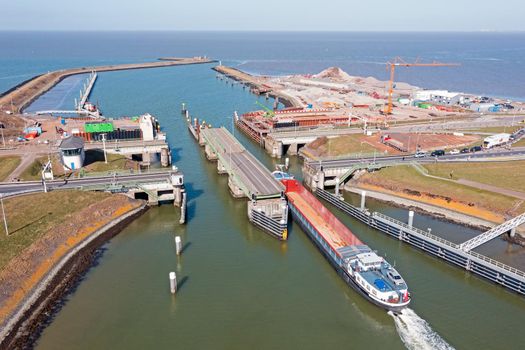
[{"left": 282, "top": 179, "right": 410, "bottom": 312}]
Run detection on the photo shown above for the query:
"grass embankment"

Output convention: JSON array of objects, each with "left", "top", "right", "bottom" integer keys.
[
  {"left": 356, "top": 166, "right": 525, "bottom": 222},
  {"left": 19, "top": 152, "right": 137, "bottom": 181},
  {"left": 0, "top": 191, "right": 143, "bottom": 327},
  {"left": 301, "top": 134, "right": 381, "bottom": 159},
  {"left": 0, "top": 191, "right": 112, "bottom": 270},
  {"left": 0, "top": 156, "right": 21, "bottom": 181},
  {"left": 83, "top": 151, "right": 137, "bottom": 173},
  {"left": 424, "top": 161, "right": 525, "bottom": 193}
]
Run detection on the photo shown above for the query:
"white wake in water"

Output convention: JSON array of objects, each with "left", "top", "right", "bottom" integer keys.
[{"left": 388, "top": 309, "right": 454, "bottom": 350}]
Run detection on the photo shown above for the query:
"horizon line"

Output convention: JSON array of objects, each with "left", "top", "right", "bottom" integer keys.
[{"left": 0, "top": 29, "right": 524, "bottom": 33}]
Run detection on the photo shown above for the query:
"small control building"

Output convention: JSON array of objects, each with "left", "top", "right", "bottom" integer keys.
[{"left": 59, "top": 135, "right": 85, "bottom": 170}]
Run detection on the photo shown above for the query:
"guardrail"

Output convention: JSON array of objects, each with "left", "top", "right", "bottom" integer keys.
[
  {"left": 467, "top": 251, "right": 525, "bottom": 279},
  {"left": 315, "top": 187, "right": 525, "bottom": 294},
  {"left": 371, "top": 212, "right": 458, "bottom": 249}
]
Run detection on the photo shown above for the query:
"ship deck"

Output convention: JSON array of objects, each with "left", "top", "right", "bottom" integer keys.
[{"left": 283, "top": 179, "right": 363, "bottom": 250}]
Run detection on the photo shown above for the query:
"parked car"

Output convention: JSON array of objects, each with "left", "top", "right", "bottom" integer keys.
[
  {"left": 470, "top": 145, "right": 482, "bottom": 153},
  {"left": 431, "top": 150, "right": 445, "bottom": 157},
  {"left": 460, "top": 148, "right": 470, "bottom": 154},
  {"left": 449, "top": 149, "right": 460, "bottom": 155},
  {"left": 414, "top": 151, "right": 427, "bottom": 158}
]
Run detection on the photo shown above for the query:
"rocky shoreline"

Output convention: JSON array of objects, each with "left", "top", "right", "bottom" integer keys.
[{"left": 0, "top": 204, "right": 148, "bottom": 350}]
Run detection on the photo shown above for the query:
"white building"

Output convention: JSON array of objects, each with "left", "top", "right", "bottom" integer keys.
[
  {"left": 140, "top": 113, "right": 156, "bottom": 141},
  {"left": 59, "top": 135, "right": 85, "bottom": 171},
  {"left": 415, "top": 90, "right": 463, "bottom": 105}
]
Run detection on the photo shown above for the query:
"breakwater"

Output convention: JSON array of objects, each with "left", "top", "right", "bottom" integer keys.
[{"left": 0, "top": 57, "right": 216, "bottom": 114}]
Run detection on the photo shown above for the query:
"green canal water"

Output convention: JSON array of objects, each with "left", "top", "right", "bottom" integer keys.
[{"left": 35, "top": 63, "right": 525, "bottom": 349}]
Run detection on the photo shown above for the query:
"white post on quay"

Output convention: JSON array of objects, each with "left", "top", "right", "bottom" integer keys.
[{"left": 360, "top": 190, "right": 366, "bottom": 210}]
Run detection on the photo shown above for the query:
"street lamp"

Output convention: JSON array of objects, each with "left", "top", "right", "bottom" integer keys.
[
  {"left": 101, "top": 133, "right": 108, "bottom": 164},
  {"left": 1, "top": 194, "right": 8, "bottom": 236}
]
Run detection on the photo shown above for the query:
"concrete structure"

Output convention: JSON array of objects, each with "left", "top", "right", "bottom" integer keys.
[
  {"left": 316, "top": 188, "right": 525, "bottom": 296},
  {"left": 59, "top": 135, "right": 85, "bottom": 170},
  {"left": 191, "top": 124, "right": 288, "bottom": 240},
  {"left": 140, "top": 113, "right": 156, "bottom": 141}
]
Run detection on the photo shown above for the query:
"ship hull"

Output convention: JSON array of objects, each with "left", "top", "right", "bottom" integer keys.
[{"left": 289, "top": 203, "right": 408, "bottom": 312}]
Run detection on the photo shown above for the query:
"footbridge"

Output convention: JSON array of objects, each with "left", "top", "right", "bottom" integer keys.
[
  {"left": 194, "top": 125, "right": 288, "bottom": 240},
  {"left": 314, "top": 187, "right": 525, "bottom": 296},
  {"left": 459, "top": 213, "right": 525, "bottom": 252}
]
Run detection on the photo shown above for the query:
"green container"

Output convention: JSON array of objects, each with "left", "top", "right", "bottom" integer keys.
[
  {"left": 84, "top": 122, "right": 114, "bottom": 133},
  {"left": 418, "top": 103, "right": 432, "bottom": 109}
]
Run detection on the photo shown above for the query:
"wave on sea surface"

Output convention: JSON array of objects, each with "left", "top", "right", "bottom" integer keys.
[{"left": 389, "top": 308, "right": 454, "bottom": 350}]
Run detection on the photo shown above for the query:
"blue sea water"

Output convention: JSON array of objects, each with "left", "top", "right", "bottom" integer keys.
[{"left": 1, "top": 31, "right": 524, "bottom": 100}]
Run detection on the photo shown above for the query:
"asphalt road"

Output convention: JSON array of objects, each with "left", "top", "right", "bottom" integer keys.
[
  {"left": 0, "top": 172, "right": 171, "bottom": 195},
  {"left": 307, "top": 147, "right": 525, "bottom": 170}
]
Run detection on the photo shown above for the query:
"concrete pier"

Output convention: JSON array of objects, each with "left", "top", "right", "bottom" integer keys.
[{"left": 194, "top": 126, "right": 288, "bottom": 240}]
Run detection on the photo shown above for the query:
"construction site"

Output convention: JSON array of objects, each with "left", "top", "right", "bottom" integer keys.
[{"left": 215, "top": 60, "right": 524, "bottom": 158}]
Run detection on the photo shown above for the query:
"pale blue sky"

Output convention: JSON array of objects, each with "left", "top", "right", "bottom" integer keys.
[{"left": 2, "top": 0, "right": 524, "bottom": 31}]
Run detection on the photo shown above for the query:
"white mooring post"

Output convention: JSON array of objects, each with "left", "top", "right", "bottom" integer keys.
[
  {"left": 335, "top": 177, "right": 340, "bottom": 197},
  {"left": 169, "top": 272, "right": 177, "bottom": 294},
  {"left": 175, "top": 236, "right": 182, "bottom": 255},
  {"left": 360, "top": 190, "right": 366, "bottom": 210},
  {"left": 408, "top": 210, "right": 414, "bottom": 228},
  {"left": 285, "top": 157, "right": 289, "bottom": 170}
]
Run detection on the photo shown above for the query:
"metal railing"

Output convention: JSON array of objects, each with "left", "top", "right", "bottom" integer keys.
[
  {"left": 466, "top": 251, "right": 525, "bottom": 278},
  {"left": 371, "top": 212, "right": 458, "bottom": 249},
  {"left": 316, "top": 188, "right": 525, "bottom": 287}
]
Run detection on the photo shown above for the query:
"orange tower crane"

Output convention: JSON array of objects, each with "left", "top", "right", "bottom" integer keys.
[{"left": 384, "top": 57, "right": 460, "bottom": 116}]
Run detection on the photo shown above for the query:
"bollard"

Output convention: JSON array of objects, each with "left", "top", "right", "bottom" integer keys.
[
  {"left": 360, "top": 190, "right": 366, "bottom": 210},
  {"left": 169, "top": 272, "right": 177, "bottom": 294},
  {"left": 175, "top": 236, "right": 182, "bottom": 255},
  {"left": 408, "top": 210, "right": 414, "bottom": 228},
  {"left": 285, "top": 157, "right": 289, "bottom": 170},
  {"left": 335, "top": 178, "right": 340, "bottom": 197},
  {"left": 179, "top": 192, "right": 186, "bottom": 224}
]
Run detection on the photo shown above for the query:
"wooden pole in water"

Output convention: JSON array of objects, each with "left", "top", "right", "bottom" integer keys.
[
  {"left": 175, "top": 236, "right": 182, "bottom": 255},
  {"left": 169, "top": 272, "right": 177, "bottom": 294}
]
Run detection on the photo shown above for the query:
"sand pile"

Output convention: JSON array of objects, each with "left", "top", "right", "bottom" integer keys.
[{"left": 313, "top": 67, "right": 353, "bottom": 82}]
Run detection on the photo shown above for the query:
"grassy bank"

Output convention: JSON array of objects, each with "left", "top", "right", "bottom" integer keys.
[
  {"left": 423, "top": 161, "right": 525, "bottom": 193},
  {"left": 356, "top": 165, "right": 524, "bottom": 220},
  {"left": 82, "top": 151, "right": 138, "bottom": 173},
  {"left": 0, "top": 191, "right": 112, "bottom": 270},
  {"left": 0, "top": 191, "right": 144, "bottom": 336},
  {"left": 18, "top": 152, "right": 137, "bottom": 181},
  {"left": 0, "top": 156, "right": 21, "bottom": 181},
  {"left": 302, "top": 134, "right": 382, "bottom": 159}
]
